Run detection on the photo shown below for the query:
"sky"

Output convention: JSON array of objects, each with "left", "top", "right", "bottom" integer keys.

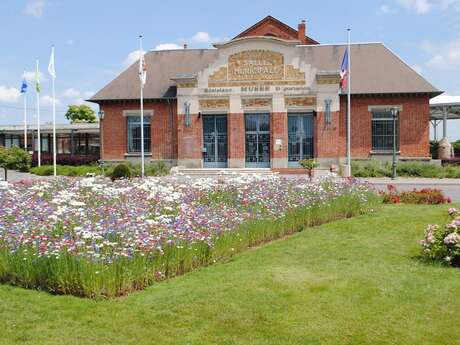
[{"left": 0, "top": 0, "right": 459, "bottom": 140}]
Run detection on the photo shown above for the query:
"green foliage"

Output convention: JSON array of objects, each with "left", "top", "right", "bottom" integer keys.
[
  {"left": 0, "top": 146, "right": 31, "bottom": 172},
  {"left": 64, "top": 104, "right": 97, "bottom": 123},
  {"left": 145, "top": 161, "right": 170, "bottom": 176},
  {"left": 452, "top": 140, "right": 460, "bottom": 157},
  {"left": 352, "top": 160, "right": 460, "bottom": 178},
  {"left": 109, "top": 163, "right": 133, "bottom": 180},
  {"left": 299, "top": 158, "right": 319, "bottom": 171},
  {"left": 30, "top": 162, "right": 170, "bottom": 178},
  {"left": 30, "top": 165, "right": 102, "bottom": 176}
]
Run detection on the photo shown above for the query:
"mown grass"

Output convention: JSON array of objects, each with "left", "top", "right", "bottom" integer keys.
[
  {"left": 0, "top": 193, "right": 378, "bottom": 298},
  {"left": 352, "top": 160, "right": 460, "bottom": 178},
  {"left": 0, "top": 204, "right": 459, "bottom": 345}
]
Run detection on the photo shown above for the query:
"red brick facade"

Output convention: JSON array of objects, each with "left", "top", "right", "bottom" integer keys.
[
  {"left": 339, "top": 94, "right": 430, "bottom": 158},
  {"left": 100, "top": 100, "right": 177, "bottom": 162},
  {"left": 99, "top": 94, "right": 431, "bottom": 167}
]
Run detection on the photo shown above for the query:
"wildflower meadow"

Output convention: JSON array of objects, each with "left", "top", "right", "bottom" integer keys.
[{"left": 0, "top": 174, "right": 380, "bottom": 298}]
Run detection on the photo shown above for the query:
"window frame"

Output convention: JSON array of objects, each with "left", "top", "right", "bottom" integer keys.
[
  {"left": 125, "top": 113, "right": 152, "bottom": 154},
  {"left": 370, "top": 107, "right": 400, "bottom": 153}
]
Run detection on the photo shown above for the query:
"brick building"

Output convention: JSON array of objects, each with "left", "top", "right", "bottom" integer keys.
[{"left": 90, "top": 16, "right": 441, "bottom": 171}]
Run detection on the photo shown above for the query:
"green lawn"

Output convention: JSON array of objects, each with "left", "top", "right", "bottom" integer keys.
[{"left": 1, "top": 205, "right": 459, "bottom": 345}]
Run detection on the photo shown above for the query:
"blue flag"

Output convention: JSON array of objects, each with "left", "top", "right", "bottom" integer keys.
[{"left": 20, "top": 77, "right": 28, "bottom": 94}]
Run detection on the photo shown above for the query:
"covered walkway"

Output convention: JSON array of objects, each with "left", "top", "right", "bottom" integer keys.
[{"left": 430, "top": 95, "right": 460, "bottom": 142}]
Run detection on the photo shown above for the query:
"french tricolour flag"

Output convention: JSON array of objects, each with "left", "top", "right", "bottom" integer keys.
[{"left": 340, "top": 48, "right": 349, "bottom": 91}]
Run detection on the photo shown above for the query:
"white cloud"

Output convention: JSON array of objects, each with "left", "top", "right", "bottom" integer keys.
[
  {"left": 396, "top": 0, "right": 432, "bottom": 14},
  {"left": 83, "top": 91, "right": 94, "bottom": 98},
  {"left": 154, "top": 43, "right": 183, "bottom": 51},
  {"left": 61, "top": 88, "right": 81, "bottom": 98},
  {"left": 40, "top": 95, "right": 61, "bottom": 106},
  {"left": 423, "top": 37, "right": 460, "bottom": 70},
  {"left": 0, "top": 86, "right": 20, "bottom": 103},
  {"left": 192, "top": 32, "right": 212, "bottom": 44},
  {"left": 123, "top": 49, "right": 146, "bottom": 67},
  {"left": 23, "top": 0, "right": 46, "bottom": 18}
]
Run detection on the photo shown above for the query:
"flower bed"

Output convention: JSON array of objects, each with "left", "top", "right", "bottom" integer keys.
[
  {"left": 420, "top": 208, "right": 460, "bottom": 267},
  {"left": 0, "top": 175, "right": 380, "bottom": 298},
  {"left": 380, "top": 185, "right": 451, "bottom": 204}
]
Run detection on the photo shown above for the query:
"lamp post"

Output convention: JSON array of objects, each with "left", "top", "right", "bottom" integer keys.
[
  {"left": 391, "top": 107, "right": 398, "bottom": 180},
  {"left": 98, "top": 110, "right": 105, "bottom": 176}
]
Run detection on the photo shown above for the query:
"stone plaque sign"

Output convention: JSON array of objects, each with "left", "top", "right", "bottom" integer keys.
[{"left": 228, "top": 50, "right": 284, "bottom": 81}]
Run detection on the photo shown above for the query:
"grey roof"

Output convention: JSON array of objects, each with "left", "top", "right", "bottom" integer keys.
[
  {"left": 90, "top": 43, "right": 440, "bottom": 102},
  {"left": 302, "top": 43, "right": 440, "bottom": 95},
  {"left": 90, "top": 49, "right": 218, "bottom": 102}
]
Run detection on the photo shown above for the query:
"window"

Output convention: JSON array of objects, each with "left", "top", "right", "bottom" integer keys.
[
  {"left": 5, "top": 135, "right": 21, "bottom": 148},
  {"left": 371, "top": 109, "right": 399, "bottom": 152},
  {"left": 127, "top": 116, "right": 151, "bottom": 153},
  {"left": 34, "top": 134, "right": 49, "bottom": 153},
  {"left": 325, "top": 99, "right": 332, "bottom": 124}
]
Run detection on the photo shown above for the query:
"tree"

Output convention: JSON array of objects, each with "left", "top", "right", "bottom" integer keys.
[{"left": 65, "top": 104, "right": 97, "bottom": 123}]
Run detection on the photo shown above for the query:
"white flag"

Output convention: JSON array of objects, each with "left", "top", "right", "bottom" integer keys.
[
  {"left": 48, "top": 46, "right": 56, "bottom": 78},
  {"left": 139, "top": 51, "right": 147, "bottom": 87}
]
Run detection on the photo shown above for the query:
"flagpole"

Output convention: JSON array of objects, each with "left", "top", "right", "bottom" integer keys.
[
  {"left": 139, "top": 35, "right": 145, "bottom": 178},
  {"left": 51, "top": 45, "right": 57, "bottom": 177},
  {"left": 36, "top": 59, "right": 41, "bottom": 167},
  {"left": 23, "top": 71, "right": 27, "bottom": 151},
  {"left": 346, "top": 28, "right": 352, "bottom": 176}
]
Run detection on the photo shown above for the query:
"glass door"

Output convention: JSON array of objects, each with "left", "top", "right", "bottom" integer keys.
[
  {"left": 245, "top": 113, "right": 270, "bottom": 168},
  {"left": 203, "top": 115, "right": 228, "bottom": 168},
  {"left": 288, "top": 113, "right": 314, "bottom": 167}
]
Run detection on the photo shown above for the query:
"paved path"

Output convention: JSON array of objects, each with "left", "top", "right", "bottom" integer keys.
[{"left": 0, "top": 170, "right": 51, "bottom": 182}]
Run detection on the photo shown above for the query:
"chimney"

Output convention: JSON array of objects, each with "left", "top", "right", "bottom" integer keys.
[{"left": 298, "top": 20, "right": 307, "bottom": 44}]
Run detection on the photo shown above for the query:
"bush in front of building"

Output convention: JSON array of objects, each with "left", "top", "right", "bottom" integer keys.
[
  {"left": 30, "top": 165, "right": 102, "bottom": 176},
  {"left": 109, "top": 163, "right": 133, "bottom": 181},
  {"left": 352, "top": 160, "right": 460, "bottom": 178},
  {"left": 420, "top": 208, "right": 460, "bottom": 267},
  {"left": 0, "top": 146, "right": 32, "bottom": 172}
]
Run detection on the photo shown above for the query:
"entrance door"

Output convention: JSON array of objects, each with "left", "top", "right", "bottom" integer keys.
[
  {"left": 245, "top": 113, "right": 270, "bottom": 168},
  {"left": 288, "top": 113, "right": 314, "bottom": 167},
  {"left": 203, "top": 115, "right": 228, "bottom": 168}
]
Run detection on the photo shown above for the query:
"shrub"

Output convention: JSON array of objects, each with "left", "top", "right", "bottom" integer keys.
[
  {"left": 352, "top": 160, "right": 460, "bottom": 179},
  {"left": 380, "top": 185, "right": 451, "bottom": 205},
  {"left": 30, "top": 165, "right": 101, "bottom": 176},
  {"left": 0, "top": 146, "right": 32, "bottom": 172},
  {"left": 146, "top": 161, "right": 170, "bottom": 176},
  {"left": 420, "top": 208, "right": 460, "bottom": 266},
  {"left": 110, "top": 163, "right": 133, "bottom": 180}
]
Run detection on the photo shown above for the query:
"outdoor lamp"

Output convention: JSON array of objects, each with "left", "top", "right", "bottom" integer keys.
[
  {"left": 390, "top": 107, "right": 399, "bottom": 180},
  {"left": 98, "top": 110, "right": 105, "bottom": 120}
]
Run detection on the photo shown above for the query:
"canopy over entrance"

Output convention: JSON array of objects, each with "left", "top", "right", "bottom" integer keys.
[{"left": 429, "top": 95, "right": 460, "bottom": 141}]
